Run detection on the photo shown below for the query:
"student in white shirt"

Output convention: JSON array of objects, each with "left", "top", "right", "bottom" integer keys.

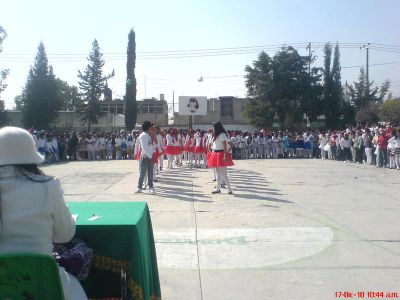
[
  {"left": 207, "top": 121, "right": 234, "bottom": 194},
  {"left": 135, "top": 121, "right": 156, "bottom": 194},
  {"left": 164, "top": 128, "right": 176, "bottom": 168}
]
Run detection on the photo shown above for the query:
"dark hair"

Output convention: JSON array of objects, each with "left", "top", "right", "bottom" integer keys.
[
  {"left": 212, "top": 121, "right": 227, "bottom": 141},
  {"left": 142, "top": 121, "right": 153, "bottom": 132},
  {"left": 17, "top": 164, "right": 53, "bottom": 182},
  {"left": 0, "top": 165, "right": 52, "bottom": 229}
]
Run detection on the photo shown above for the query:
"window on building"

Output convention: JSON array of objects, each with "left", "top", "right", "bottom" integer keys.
[
  {"left": 156, "top": 105, "right": 164, "bottom": 113},
  {"left": 220, "top": 99, "right": 233, "bottom": 117}
]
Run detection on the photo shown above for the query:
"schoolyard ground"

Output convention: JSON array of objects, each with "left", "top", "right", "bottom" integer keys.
[{"left": 43, "top": 159, "right": 400, "bottom": 300}]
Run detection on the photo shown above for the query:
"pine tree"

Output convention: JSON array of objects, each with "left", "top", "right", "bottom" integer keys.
[
  {"left": 348, "top": 68, "right": 391, "bottom": 110},
  {"left": 78, "top": 39, "right": 114, "bottom": 131},
  {"left": 125, "top": 29, "right": 137, "bottom": 130},
  {"left": 19, "top": 42, "right": 62, "bottom": 128}
]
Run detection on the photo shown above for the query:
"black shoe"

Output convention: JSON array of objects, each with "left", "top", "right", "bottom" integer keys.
[
  {"left": 228, "top": 191, "right": 233, "bottom": 195},
  {"left": 212, "top": 190, "right": 221, "bottom": 194},
  {"left": 212, "top": 179, "right": 216, "bottom": 182}
]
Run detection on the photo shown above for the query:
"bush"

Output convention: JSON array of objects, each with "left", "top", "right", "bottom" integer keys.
[
  {"left": 355, "top": 103, "right": 379, "bottom": 124},
  {"left": 379, "top": 98, "right": 400, "bottom": 125}
]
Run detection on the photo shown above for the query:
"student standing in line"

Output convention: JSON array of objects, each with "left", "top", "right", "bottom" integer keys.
[{"left": 208, "top": 121, "right": 234, "bottom": 195}]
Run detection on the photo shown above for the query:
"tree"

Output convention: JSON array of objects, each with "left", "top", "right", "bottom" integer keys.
[
  {"left": 245, "top": 51, "right": 275, "bottom": 128},
  {"left": 349, "top": 67, "right": 391, "bottom": 109},
  {"left": 245, "top": 47, "right": 323, "bottom": 129},
  {"left": 379, "top": 98, "right": 400, "bottom": 124},
  {"left": 322, "top": 42, "right": 342, "bottom": 129},
  {"left": 0, "top": 97, "right": 6, "bottom": 126},
  {"left": 56, "top": 79, "right": 84, "bottom": 111},
  {"left": 355, "top": 102, "right": 379, "bottom": 124},
  {"left": 17, "top": 42, "right": 62, "bottom": 128},
  {"left": 78, "top": 39, "right": 114, "bottom": 131},
  {"left": 0, "top": 26, "right": 9, "bottom": 97},
  {"left": 125, "top": 29, "right": 137, "bottom": 130}
]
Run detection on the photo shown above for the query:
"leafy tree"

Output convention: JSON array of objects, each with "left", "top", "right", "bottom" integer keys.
[
  {"left": 18, "top": 42, "right": 62, "bottom": 128},
  {"left": 379, "top": 98, "right": 400, "bottom": 124},
  {"left": 78, "top": 39, "right": 114, "bottom": 131},
  {"left": 355, "top": 103, "right": 379, "bottom": 124},
  {"left": 245, "top": 52, "right": 275, "bottom": 127},
  {"left": 245, "top": 47, "right": 323, "bottom": 129},
  {"left": 0, "top": 26, "right": 9, "bottom": 96},
  {"left": 56, "top": 79, "right": 84, "bottom": 111},
  {"left": 125, "top": 29, "right": 137, "bottom": 130}
]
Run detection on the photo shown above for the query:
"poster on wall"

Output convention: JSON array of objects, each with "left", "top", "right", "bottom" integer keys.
[{"left": 178, "top": 96, "right": 207, "bottom": 115}]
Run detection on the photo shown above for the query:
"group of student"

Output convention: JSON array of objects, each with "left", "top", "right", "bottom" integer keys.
[
  {"left": 227, "top": 125, "right": 400, "bottom": 170},
  {"left": 31, "top": 131, "right": 138, "bottom": 163},
  {"left": 133, "top": 121, "right": 234, "bottom": 195}
]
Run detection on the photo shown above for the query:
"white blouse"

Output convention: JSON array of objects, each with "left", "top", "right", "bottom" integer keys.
[{"left": 212, "top": 133, "right": 228, "bottom": 151}]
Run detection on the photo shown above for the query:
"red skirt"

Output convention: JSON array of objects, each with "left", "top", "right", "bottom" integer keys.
[
  {"left": 165, "top": 145, "right": 178, "bottom": 155},
  {"left": 194, "top": 146, "right": 206, "bottom": 154},
  {"left": 184, "top": 146, "right": 194, "bottom": 153},
  {"left": 153, "top": 151, "right": 161, "bottom": 163},
  {"left": 207, "top": 152, "right": 234, "bottom": 168},
  {"left": 134, "top": 150, "right": 141, "bottom": 160}
]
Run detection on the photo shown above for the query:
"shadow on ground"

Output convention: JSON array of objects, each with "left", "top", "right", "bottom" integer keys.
[{"left": 228, "top": 168, "right": 293, "bottom": 204}]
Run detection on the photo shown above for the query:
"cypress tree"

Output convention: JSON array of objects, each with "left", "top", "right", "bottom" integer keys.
[
  {"left": 125, "top": 29, "right": 137, "bottom": 130},
  {"left": 323, "top": 42, "right": 336, "bottom": 129},
  {"left": 331, "top": 42, "right": 342, "bottom": 126}
]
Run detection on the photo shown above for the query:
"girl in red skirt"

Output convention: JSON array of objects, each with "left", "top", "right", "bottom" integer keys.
[
  {"left": 194, "top": 129, "right": 207, "bottom": 168},
  {"left": 164, "top": 127, "right": 177, "bottom": 168},
  {"left": 184, "top": 130, "right": 195, "bottom": 165},
  {"left": 175, "top": 129, "right": 183, "bottom": 166},
  {"left": 207, "top": 121, "right": 234, "bottom": 194}
]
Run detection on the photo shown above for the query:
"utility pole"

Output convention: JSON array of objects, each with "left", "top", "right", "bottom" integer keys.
[
  {"left": 306, "top": 42, "right": 311, "bottom": 75},
  {"left": 172, "top": 90, "right": 175, "bottom": 124},
  {"left": 361, "top": 43, "right": 370, "bottom": 99}
]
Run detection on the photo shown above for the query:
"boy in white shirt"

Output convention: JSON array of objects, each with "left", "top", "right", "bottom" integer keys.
[{"left": 135, "top": 121, "right": 156, "bottom": 194}]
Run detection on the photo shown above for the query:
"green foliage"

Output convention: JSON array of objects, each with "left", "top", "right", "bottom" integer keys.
[
  {"left": 245, "top": 47, "right": 323, "bottom": 129},
  {"left": 379, "top": 98, "right": 400, "bottom": 124},
  {"left": 0, "top": 100, "right": 6, "bottom": 126},
  {"left": 56, "top": 79, "right": 84, "bottom": 111},
  {"left": 125, "top": 29, "right": 137, "bottom": 130},
  {"left": 349, "top": 68, "right": 391, "bottom": 109},
  {"left": 322, "top": 42, "right": 342, "bottom": 129},
  {"left": 0, "top": 26, "right": 9, "bottom": 96},
  {"left": 355, "top": 103, "right": 379, "bottom": 124},
  {"left": 18, "top": 42, "right": 62, "bottom": 129},
  {"left": 78, "top": 39, "right": 114, "bottom": 131}
]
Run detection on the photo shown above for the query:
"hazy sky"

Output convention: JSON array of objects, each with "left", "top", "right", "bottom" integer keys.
[{"left": 1, "top": 0, "right": 400, "bottom": 109}]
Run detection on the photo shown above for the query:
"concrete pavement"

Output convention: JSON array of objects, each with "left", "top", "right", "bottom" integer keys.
[{"left": 43, "top": 158, "right": 400, "bottom": 300}]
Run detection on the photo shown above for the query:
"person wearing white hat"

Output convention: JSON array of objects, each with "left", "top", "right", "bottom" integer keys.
[{"left": 0, "top": 126, "right": 87, "bottom": 300}]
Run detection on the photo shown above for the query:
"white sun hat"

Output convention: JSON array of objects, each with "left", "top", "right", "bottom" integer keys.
[{"left": 0, "top": 126, "right": 45, "bottom": 166}]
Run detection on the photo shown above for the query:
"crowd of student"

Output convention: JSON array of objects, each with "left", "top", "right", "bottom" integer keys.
[
  {"left": 228, "top": 125, "right": 400, "bottom": 170},
  {"left": 30, "top": 124, "right": 400, "bottom": 170}
]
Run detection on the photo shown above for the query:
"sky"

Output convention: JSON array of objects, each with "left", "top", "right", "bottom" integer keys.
[{"left": 1, "top": 0, "right": 400, "bottom": 110}]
